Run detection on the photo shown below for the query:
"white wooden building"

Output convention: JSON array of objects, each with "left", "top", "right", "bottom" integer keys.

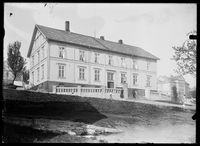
[{"left": 27, "top": 21, "right": 159, "bottom": 97}]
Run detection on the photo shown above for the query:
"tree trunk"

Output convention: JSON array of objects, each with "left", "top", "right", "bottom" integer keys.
[{"left": 12, "top": 74, "right": 16, "bottom": 85}]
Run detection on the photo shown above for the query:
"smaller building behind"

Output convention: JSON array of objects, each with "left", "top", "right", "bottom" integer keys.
[{"left": 157, "top": 75, "right": 190, "bottom": 101}]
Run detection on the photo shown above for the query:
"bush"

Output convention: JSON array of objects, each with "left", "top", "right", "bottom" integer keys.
[{"left": 5, "top": 84, "right": 17, "bottom": 89}]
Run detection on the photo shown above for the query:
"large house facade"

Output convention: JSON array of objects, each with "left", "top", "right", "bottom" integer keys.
[{"left": 27, "top": 21, "right": 159, "bottom": 97}]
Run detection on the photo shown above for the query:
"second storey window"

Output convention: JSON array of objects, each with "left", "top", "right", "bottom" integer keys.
[
  {"left": 79, "top": 50, "right": 85, "bottom": 62},
  {"left": 41, "top": 45, "right": 45, "bottom": 59},
  {"left": 146, "top": 75, "right": 151, "bottom": 87},
  {"left": 94, "top": 69, "right": 100, "bottom": 81},
  {"left": 94, "top": 53, "right": 99, "bottom": 63},
  {"left": 37, "top": 50, "right": 40, "bottom": 63},
  {"left": 133, "top": 60, "right": 137, "bottom": 69},
  {"left": 79, "top": 67, "right": 85, "bottom": 80},
  {"left": 59, "top": 47, "right": 65, "bottom": 58},
  {"left": 121, "top": 57, "right": 125, "bottom": 67},
  {"left": 147, "top": 61, "right": 150, "bottom": 71},
  {"left": 58, "top": 64, "right": 65, "bottom": 78},
  {"left": 121, "top": 73, "right": 126, "bottom": 83},
  {"left": 108, "top": 55, "right": 113, "bottom": 65},
  {"left": 107, "top": 72, "right": 114, "bottom": 82},
  {"left": 133, "top": 73, "right": 138, "bottom": 85}
]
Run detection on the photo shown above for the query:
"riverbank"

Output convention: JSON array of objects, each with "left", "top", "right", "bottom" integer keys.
[{"left": 3, "top": 89, "right": 196, "bottom": 143}]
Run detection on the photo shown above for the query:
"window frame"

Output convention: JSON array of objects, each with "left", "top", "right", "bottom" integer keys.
[
  {"left": 121, "top": 72, "right": 126, "bottom": 83},
  {"left": 79, "top": 50, "right": 85, "bottom": 62},
  {"left": 94, "top": 69, "right": 100, "bottom": 82},
  {"left": 37, "top": 67, "right": 40, "bottom": 82},
  {"left": 146, "top": 75, "right": 151, "bottom": 87},
  {"left": 133, "top": 60, "right": 137, "bottom": 69},
  {"left": 107, "top": 72, "right": 114, "bottom": 82},
  {"left": 79, "top": 67, "right": 85, "bottom": 80},
  {"left": 94, "top": 53, "right": 99, "bottom": 63},
  {"left": 59, "top": 47, "right": 65, "bottom": 58},
  {"left": 41, "top": 64, "right": 44, "bottom": 80},
  {"left": 108, "top": 55, "right": 113, "bottom": 65},
  {"left": 133, "top": 73, "right": 138, "bottom": 85},
  {"left": 58, "top": 64, "right": 65, "bottom": 78}
]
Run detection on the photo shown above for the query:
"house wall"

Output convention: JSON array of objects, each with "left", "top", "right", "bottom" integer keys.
[
  {"left": 46, "top": 41, "right": 157, "bottom": 92},
  {"left": 29, "top": 30, "right": 48, "bottom": 86}
]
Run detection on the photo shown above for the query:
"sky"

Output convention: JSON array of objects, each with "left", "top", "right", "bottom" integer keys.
[{"left": 3, "top": 3, "right": 197, "bottom": 88}]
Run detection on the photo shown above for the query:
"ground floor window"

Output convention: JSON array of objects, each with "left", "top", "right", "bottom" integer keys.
[
  {"left": 94, "top": 69, "right": 100, "bottom": 81},
  {"left": 79, "top": 67, "right": 85, "bottom": 80}
]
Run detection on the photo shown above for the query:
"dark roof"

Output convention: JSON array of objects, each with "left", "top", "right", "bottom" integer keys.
[{"left": 28, "top": 24, "right": 159, "bottom": 60}]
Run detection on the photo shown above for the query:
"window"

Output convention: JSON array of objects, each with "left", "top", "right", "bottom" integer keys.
[
  {"left": 58, "top": 64, "right": 65, "bottom": 78},
  {"left": 94, "top": 69, "right": 100, "bottom": 81},
  {"left": 107, "top": 72, "right": 114, "bottom": 81},
  {"left": 79, "top": 50, "right": 85, "bottom": 62},
  {"left": 133, "top": 60, "right": 137, "bottom": 69},
  {"left": 41, "top": 64, "right": 44, "bottom": 80},
  {"left": 32, "top": 55, "right": 34, "bottom": 66},
  {"left": 121, "top": 57, "right": 125, "bottom": 67},
  {"left": 147, "top": 61, "right": 150, "bottom": 70},
  {"left": 94, "top": 53, "right": 99, "bottom": 63},
  {"left": 108, "top": 55, "right": 113, "bottom": 65},
  {"left": 41, "top": 45, "right": 44, "bottom": 59},
  {"left": 32, "top": 71, "right": 34, "bottom": 83},
  {"left": 146, "top": 75, "right": 151, "bottom": 87},
  {"left": 133, "top": 73, "right": 138, "bottom": 85},
  {"left": 37, "top": 50, "right": 40, "bottom": 63},
  {"left": 59, "top": 47, "right": 65, "bottom": 58},
  {"left": 37, "top": 68, "right": 40, "bottom": 82},
  {"left": 79, "top": 67, "right": 85, "bottom": 80},
  {"left": 121, "top": 73, "right": 126, "bottom": 83}
]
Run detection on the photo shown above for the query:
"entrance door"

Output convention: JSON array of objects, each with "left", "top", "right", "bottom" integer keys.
[
  {"left": 107, "top": 72, "right": 114, "bottom": 88},
  {"left": 107, "top": 82, "right": 114, "bottom": 88}
]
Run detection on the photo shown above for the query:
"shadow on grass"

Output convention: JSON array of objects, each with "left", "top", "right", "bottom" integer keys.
[
  {"left": 3, "top": 100, "right": 107, "bottom": 124},
  {"left": 2, "top": 122, "right": 60, "bottom": 143}
]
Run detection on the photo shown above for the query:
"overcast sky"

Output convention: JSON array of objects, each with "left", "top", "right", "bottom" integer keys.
[{"left": 4, "top": 3, "right": 197, "bottom": 88}]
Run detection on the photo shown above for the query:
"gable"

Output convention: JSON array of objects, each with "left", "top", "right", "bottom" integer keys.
[{"left": 27, "top": 25, "right": 47, "bottom": 58}]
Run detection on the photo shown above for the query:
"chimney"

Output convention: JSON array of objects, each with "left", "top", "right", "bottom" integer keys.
[
  {"left": 118, "top": 39, "right": 123, "bottom": 44},
  {"left": 100, "top": 36, "right": 105, "bottom": 40},
  {"left": 65, "top": 21, "right": 70, "bottom": 32}
]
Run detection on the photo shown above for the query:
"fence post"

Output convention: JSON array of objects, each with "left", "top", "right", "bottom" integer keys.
[
  {"left": 101, "top": 86, "right": 106, "bottom": 98},
  {"left": 145, "top": 88, "right": 150, "bottom": 99},
  {"left": 77, "top": 85, "right": 81, "bottom": 97},
  {"left": 52, "top": 85, "right": 57, "bottom": 94}
]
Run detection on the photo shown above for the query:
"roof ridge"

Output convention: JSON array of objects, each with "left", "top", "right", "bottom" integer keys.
[{"left": 37, "top": 24, "right": 142, "bottom": 49}]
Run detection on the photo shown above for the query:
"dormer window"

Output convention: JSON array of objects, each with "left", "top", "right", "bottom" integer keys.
[
  {"left": 79, "top": 50, "right": 85, "bottom": 62},
  {"left": 59, "top": 47, "right": 65, "bottom": 58}
]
